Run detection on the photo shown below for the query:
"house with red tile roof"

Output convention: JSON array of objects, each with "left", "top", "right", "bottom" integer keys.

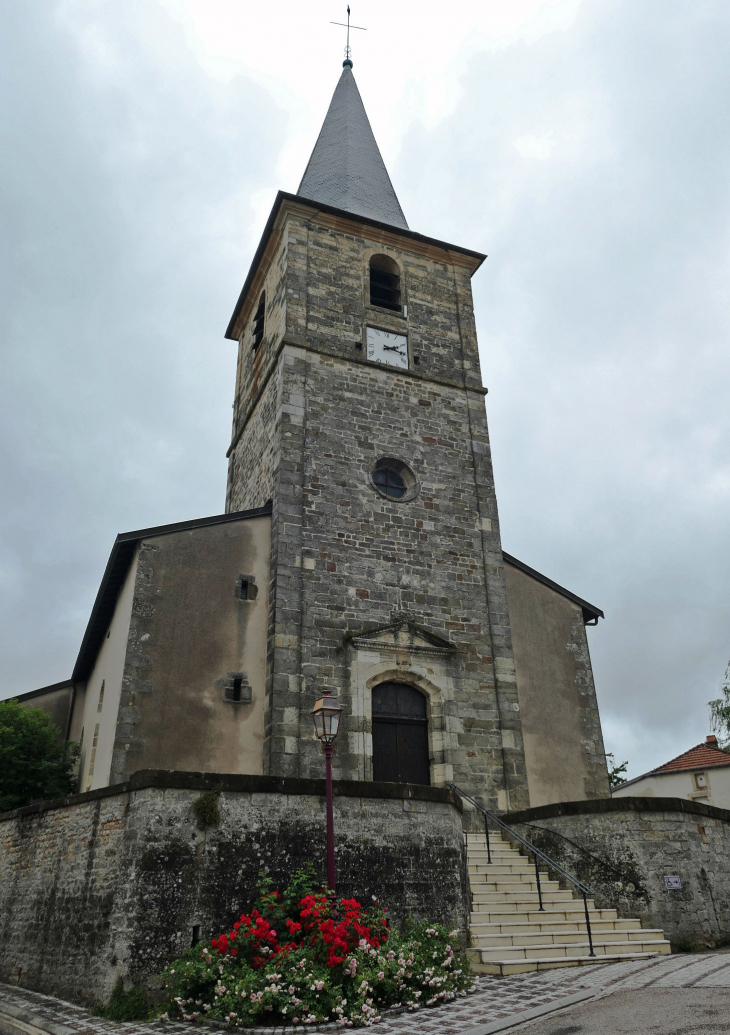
[{"left": 612, "top": 735, "right": 730, "bottom": 809}]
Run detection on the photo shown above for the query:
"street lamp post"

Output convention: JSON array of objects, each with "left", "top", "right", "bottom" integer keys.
[{"left": 311, "top": 689, "right": 344, "bottom": 894}]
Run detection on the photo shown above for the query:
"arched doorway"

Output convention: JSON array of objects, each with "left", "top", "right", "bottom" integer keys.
[{"left": 371, "top": 682, "right": 430, "bottom": 785}]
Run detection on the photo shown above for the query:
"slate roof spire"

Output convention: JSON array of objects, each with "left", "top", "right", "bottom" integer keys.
[{"left": 297, "top": 64, "right": 408, "bottom": 230}]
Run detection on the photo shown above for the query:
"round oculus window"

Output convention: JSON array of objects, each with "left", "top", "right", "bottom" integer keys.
[{"left": 370, "top": 458, "right": 419, "bottom": 502}]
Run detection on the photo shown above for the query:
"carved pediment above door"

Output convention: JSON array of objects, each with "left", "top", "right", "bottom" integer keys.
[{"left": 343, "top": 615, "right": 458, "bottom": 658}]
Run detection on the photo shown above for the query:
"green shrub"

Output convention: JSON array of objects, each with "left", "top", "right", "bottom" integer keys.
[
  {"left": 0, "top": 699, "right": 80, "bottom": 812},
  {"left": 159, "top": 869, "right": 473, "bottom": 1028},
  {"left": 100, "top": 978, "right": 151, "bottom": 1021},
  {"left": 193, "top": 790, "right": 221, "bottom": 830}
]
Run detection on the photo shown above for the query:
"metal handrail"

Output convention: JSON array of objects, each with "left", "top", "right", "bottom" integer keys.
[
  {"left": 450, "top": 783, "right": 596, "bottom": 957},
  {"left": 517, "top": 821, "right": 632, "bottom": 882}
]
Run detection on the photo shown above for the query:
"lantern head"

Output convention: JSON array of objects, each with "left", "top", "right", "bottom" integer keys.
[{"left": 311, "top": 688, "right": 344, "bottom": 744}]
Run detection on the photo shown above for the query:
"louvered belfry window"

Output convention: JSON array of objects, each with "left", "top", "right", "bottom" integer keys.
[
  {"left": 252, "top": 292, "right": 265, "bottom": 349},
  {"left": 369, "top": 255, "right": 401, "bottom": 312}
]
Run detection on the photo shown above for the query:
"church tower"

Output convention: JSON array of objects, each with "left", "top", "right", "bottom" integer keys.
[{"left": 224, "top": 61, "right": 530, "bottom": 811}]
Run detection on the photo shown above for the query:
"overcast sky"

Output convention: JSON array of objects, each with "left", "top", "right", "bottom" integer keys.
[{"left": 1, "top": 0, "right": 729, "bottom": 779}]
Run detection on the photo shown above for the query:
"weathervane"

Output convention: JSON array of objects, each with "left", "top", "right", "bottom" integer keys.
[{"left": 331, "top": 5, "right": 366, "bottom": 67}]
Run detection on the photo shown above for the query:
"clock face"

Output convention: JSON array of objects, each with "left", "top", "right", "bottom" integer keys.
[{"left": 366, "top": 327, "right": 408, "bottom": 369}]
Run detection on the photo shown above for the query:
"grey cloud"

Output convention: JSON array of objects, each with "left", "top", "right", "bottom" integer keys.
[{"left": 2, "top": 1, "right": 729, "bottom": 779}]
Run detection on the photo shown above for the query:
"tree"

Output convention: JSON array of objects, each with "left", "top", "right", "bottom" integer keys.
[
  {"left": 708, "top": 661, "right": 730, "bottom": 751},
  {"left": 606, "top": 752, "right": 629, "bottom": 790},
  {"left": 0, "top": 699, "right": 80, "bottom": 812}
]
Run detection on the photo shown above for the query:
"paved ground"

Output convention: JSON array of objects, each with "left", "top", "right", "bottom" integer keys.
[
  {"left": 2, "top": 954, "right": 730, "bottom": 1035},
  {"left": 510, "top": 989, "right": 730, "bottom": 1034}
]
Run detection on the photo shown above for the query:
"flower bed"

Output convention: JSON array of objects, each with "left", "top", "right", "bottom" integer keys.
[{"left": 161, "top": 868, "right": 473, "bottom": 1028}]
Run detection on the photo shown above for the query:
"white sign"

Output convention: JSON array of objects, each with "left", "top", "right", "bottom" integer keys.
[{"left": 664, "top": 875, "right": 682, "bottom": 890}]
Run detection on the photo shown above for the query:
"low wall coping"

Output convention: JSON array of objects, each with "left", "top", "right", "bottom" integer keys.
[
  {"left": 0, "top": 769, "right": 461, "bottom": 823},
  {"left": 504, "top": 795, "right": 730, "bottom": 826}
]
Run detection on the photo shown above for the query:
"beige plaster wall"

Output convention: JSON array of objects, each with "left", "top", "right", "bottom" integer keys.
[
  {"left": 504, "top": 562, "right": 609, "bottom": 807},
  {"left": 16, "top": 684, "right": 74, "bottom": 739},
  {"left": 613, "top": 766, "right": 730, "bottom": 810},
  {"left": 79, "top": 550, "right": 139, "bottom": 791},
  {"left": 110, "top": 515, "right": 270, "bottom": 783}
]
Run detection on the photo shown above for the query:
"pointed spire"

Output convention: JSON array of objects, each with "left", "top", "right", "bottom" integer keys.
[{"left": 297, "top": 66, "right": 408, "bottom": 230}]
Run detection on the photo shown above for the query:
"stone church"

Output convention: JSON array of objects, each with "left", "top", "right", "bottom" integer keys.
[{"left": 17, "top": 60, "right": 610, "bottom": 814}]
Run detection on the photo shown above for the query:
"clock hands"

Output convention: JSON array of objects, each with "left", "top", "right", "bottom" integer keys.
[{"left": 383, "top": 344, "right": 406, "bottom": 354}]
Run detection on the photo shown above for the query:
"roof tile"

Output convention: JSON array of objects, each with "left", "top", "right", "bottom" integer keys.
[{"left": 652, "top": 741, "right": 730, "bottom": 773}]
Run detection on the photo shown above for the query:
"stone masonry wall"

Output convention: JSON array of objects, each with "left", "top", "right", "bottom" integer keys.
[
  {"left": 505, "top": 797, "right": 730, "bottom": 948},
  {"left": 227, "top": 369, "right": 280, "bottom": 513},
  {"left": 0, "top": 772, "right": 466, "bottom": 1006},
  {"left": 225, "top": 205, "right": 529, "bottom": 813},
  {"left": 267, "top": 346, "right": 526, "bottom": 811}
]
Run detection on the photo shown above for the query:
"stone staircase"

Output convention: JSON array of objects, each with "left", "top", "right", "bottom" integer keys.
[{"left": 466, "top": 831, "right": 671, "bottom": 975}]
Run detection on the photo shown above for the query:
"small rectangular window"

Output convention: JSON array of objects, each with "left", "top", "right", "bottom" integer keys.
[
  {"left": 191, "top": 925, "right": 201, "bottom": 948},
  {"left": 237, "top": 576, "right": 257, "bottom": 600},
  {"left": 232, "top": 677, "right": 243, "bottom": 703},
  {"left": 97, "top": 680, "right": 105, "bottom": 712}
]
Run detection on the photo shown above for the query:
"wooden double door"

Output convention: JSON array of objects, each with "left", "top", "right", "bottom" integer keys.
[{"left": 371, "top": 682, "right": 430, "bottom": 786}]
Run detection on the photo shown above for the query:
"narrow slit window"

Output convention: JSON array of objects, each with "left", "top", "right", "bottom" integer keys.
[
  {"left": 97, "top": 679, "right": 105, "bottom": 712},
  {"left": 252, "top": 292, "right": 265, "bottom": 350},
  {"left": 191, "top": 925, "right": 201, "bottom": 947},
  {"left": 232, "top": 677, "right": 243, "bottom": 702},
  {"left": 369, "top": 255, "right": 401, "bottom": 312}
]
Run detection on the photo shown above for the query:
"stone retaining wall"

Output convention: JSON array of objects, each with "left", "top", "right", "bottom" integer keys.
[
  {"left": 504, "top": 796, "right": 730, "bottom": 948},
  {"left": 0, "top": 771, "right": 466, "bottom": 1006}
]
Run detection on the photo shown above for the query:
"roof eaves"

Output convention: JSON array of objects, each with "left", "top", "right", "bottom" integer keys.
[
  {"left": 502, "top": 551, "right": 604, "bottom": 624},
  {"left": 72, "top": 504, "right": 273, "bottom": 683},
  {"left": 224, "top": 191, "right": 487, "bottom": 341},
  {"left": 12, "top": 679, "right": 74, "bottom": 704}
]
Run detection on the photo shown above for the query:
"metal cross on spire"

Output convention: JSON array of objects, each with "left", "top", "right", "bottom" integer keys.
[{"left": 330, "top": 5, "right": 366, "bottom": 67}]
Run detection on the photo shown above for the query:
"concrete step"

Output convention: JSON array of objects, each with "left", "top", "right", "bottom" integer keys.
[
  {"left": 471, "top": 907, "right": 618, "bottom": 924},
  {"left": 465, "top": 828, "right": 671, "bottom": 977},
  {"left": 473, "top": 937, "right": 671, "bottom": 962},
  {"left": 470, "top": 928, "right": 669, "bottom": 949},
  {"left": 467, "top": 949, "right": 668, "bottom": 977},
  {"left": 472, "top": 890, "right": 576, "bottom": 905},
  {"left": 469, "top": 865, "right": 538, "bottom": 878},
  {"left": 466, "top": 851, "right": 515, "bottom": 858},
  {"left": 471, "top": 877, "right": 569, "bottom": 892},
  {"left": 469, "top": 917, "right": 643, "bottom": 937}
]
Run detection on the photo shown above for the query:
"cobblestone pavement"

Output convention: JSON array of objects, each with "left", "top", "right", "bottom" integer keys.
[{"left": 2, "top": 956, "right": 730, "bottom": 1035}]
